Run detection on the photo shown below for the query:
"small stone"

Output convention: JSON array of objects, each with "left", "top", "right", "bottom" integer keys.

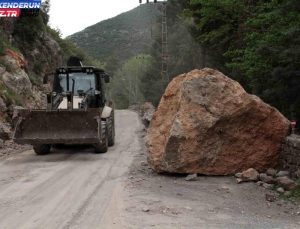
[
  {"left": 236, "top": 178, "right": 243, "bottom": 184},
  {"left": 294, "top": 169, "right": 300, "bottom": 179},
  {"left": 276, "top": 176, "right": 297, "bottom": 190},
  {"left": 256, "top": 181, "right": 263, "bottom": 186},
  {"left": 259, "top": 173, "right": 276, "bottom": 184},
  {"left": 184, "top": 206, "right": 192, "bottom": 211},
  {"left": 265, "top": 193, "right": 277, "bottom": 202},
  {"left": 284, "top": 191, "right": 292, "bottom": 197},
  {"left": 140, "top": 161, "right": 148, "bottom": 166},
  {"left": 235, "top": 172, "right": 242, "bottom": 178},
  {"left": 185, "top": 173, "right": 198, "bottom": 181},
  {"left": 276, "top": 171, "right": 289, "bottom": 177},
  {"left": 276, "top": 187, "right": 285, "bottom": 193},
  {"left": 241, "top": 168, "right": 259, "bottom": 181},
  {"left": 142, "top": 207, "right": 150, "bottom": 212},
  {"left": 266, "top": 168, "right": 277, "bottom": 177},
  {"left": 262, "top": 183, "right": 274, "bottom": 190}
]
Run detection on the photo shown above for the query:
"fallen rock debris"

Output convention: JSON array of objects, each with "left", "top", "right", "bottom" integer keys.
[{"left": 236, "top": 168, "right": 298, "bottom": 195}]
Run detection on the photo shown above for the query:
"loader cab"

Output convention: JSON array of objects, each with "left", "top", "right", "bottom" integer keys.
[{"left": 52, "top": 66, "right": 109, "bottom": 109}]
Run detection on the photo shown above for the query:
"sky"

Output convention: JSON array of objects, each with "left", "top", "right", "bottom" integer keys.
[{"left": 49, "top": 0, "right": 140, "bottom": 37}]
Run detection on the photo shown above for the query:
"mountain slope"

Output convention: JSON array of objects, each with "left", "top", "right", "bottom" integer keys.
[{"left": 69, "top": 4, "right": 159, "bottom": 65}]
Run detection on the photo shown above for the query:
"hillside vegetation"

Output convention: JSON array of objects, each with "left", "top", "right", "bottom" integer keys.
[
  {"left": 70, "top": 2, "right": 207, "bottom": 108},
  {"left": 69, "top": 4, "right": 159, "bottom": 69}
]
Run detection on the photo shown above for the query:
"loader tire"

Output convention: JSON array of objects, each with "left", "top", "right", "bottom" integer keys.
[
  {"left": 94, "top": 136, "right": 108, "bottom": 154},
  {"left": 94, "top": 121, "right": 108, "bottom": 154},
  {"left": 33, "top": 144, "right": 51, "bottom": 155},
  {"left": 107, "top": 115, "right": 115, "bottom": 147}
]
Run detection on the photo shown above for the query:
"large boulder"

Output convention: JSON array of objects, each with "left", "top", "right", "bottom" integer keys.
[{"left": 147, "top": 68, "right": 290, "bottom": 175}]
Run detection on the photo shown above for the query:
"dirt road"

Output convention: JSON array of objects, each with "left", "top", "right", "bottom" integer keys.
[{"left": 0, "top": 110, "right": 299, "bottom": 229}]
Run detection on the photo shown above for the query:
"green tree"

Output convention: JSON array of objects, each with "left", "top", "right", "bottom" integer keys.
[
  {"left": 185, "top": 0, "right": 300, "bottom": 119},
  {"left": 110, "top": 54, "right": 152, "bottom": 108}
]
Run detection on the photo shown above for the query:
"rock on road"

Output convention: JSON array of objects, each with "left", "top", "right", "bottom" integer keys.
[{"left": 0, "top": 110, "right": 142, "bottom": 229}]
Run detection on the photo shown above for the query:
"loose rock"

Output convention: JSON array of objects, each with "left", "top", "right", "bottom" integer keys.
[
  {"left": 147, "top": 68, "right": 289, "bottom": 174},
  {"left": 235, "top": 172, "right": 242, "bottom": 178},
  {"left": 259, "top": 173, "right": 276, "bottom": 184},
  {"left": 256, "top": 181, "right": 263, "bottom": 186},
  {"left": 185, "top": 174, "right": 198, "bottom": 181},
  {"left": 276, "top": 176, "right": 297, "bottom": 190},
  {"left": 142, "top": 207, "right": 150, "bottom": 212},
  {"left": 241, "top": 168, "right": 259, "bottom": 181},
  {"left": 266, "top": 193, "right": 277, "bottom": 202},
  {"left": 140, "top": 161, "right": 148, "bottom": 166},
  {"left": 284, "top": 191, "right": 292, "bottom": 197},
  {"left": 236, "top": 178, "right": 243, "bottom": 184},
  {"left": 294, "top": 169, "right": 300, "bottom": 179},
  {"left": 266, "top": 168, "right": 277, "bottom": 177},
  {"left": 262, "top": 183, "right": 274, "bottom": 190},
  {"left": 276, "top": 187, "right": 285, "bottom": 193},
  {"left": 276, "top": 171, "right": 290, "bottom": 177}
]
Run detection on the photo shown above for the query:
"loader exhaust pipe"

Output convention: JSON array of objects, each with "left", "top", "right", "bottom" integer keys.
[{"left": 67, "top": 92, "right": 73, "bottom": 110}]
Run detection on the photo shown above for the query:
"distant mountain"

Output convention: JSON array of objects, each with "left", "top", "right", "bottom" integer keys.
[{"left": 69, "top": 4, "right": 159, "bottom": 65}]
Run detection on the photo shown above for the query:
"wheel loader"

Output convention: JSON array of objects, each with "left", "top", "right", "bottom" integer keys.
[{"left": 13, "top": 60, "right": 115, "bottom": 155}]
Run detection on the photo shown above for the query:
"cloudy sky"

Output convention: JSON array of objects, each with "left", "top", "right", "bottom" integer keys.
[{"left": 49, "top": 0, "right": 140, "bottom": 37}]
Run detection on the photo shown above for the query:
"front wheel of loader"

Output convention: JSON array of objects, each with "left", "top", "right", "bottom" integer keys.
[
  {"left": 33, "top": 144, "right": 51, "bottom": 155},
  {"left": 94, "top": 136, "right": 108, "bottom": 154},
  {"left": 107, "top": 114, "right": 115, "bottom": 147},
  {"left": 94, "top": 121, "right": 108, "bottom": 154}
]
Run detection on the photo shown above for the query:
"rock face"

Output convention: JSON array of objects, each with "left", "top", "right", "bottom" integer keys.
[
  {"left": 0, "top": 49, "right": 32, "bottom": 94},
  {"left": 147, "top": 68, "right": 290, "bottom": 175}
]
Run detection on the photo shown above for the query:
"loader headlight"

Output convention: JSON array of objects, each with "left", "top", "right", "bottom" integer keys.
[{"left": 86, "top": 68, "right": 94, "bottom": 74}]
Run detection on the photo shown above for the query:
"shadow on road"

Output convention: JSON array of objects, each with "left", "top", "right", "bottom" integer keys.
[{"left": 5, "top": 145, "right": 106, "bottom": 164}]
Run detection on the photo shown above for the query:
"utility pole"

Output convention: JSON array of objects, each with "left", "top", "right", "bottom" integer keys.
[
  {"left": 139, "top": 0, "right": 169, "bottom": 82},
  {"left": 160, "top": 2, "right": 168, "bottom": 82}
]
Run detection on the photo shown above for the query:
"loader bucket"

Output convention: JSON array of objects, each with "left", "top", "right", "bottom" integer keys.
[{"left": 13, "top": 108, "right": 102, "bottom": 145}]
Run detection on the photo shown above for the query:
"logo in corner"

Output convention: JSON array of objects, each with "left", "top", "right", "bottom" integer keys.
[{"left": 0, "top": 0, "right": 41, "bottom": 17}]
